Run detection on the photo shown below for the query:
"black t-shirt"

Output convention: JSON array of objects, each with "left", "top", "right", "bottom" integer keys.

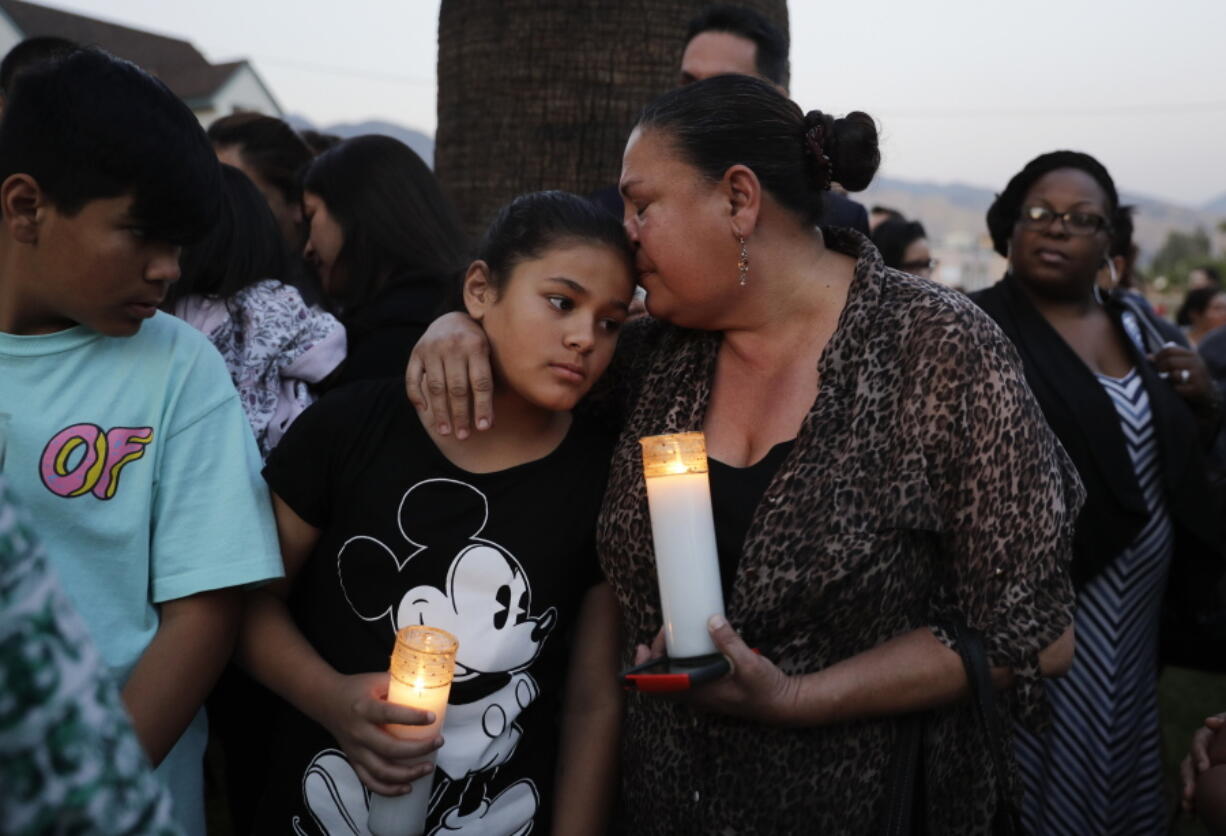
[{"left": 257, "top": 378, "right": 611, "bottom": 835}]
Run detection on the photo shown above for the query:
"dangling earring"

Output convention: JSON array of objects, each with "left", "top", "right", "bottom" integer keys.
[
  {"left": 737, "top": 236, "right": 749, "bottom": 287},
  {"left": 1104, "top": 256, "right": 1119, "bottom": 288}
]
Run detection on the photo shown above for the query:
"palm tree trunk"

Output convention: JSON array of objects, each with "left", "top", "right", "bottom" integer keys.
[{"left": 436, "top": 0, "right": 787, "bottom": 237}]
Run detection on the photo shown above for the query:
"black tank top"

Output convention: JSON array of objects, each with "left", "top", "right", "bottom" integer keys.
[{"left": 708, "top": 439, "right": 795, "bottom": 599}]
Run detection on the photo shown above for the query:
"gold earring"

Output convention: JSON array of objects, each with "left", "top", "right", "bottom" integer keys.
[{"left": 737, "top": 236, "right": 749, "bottom": 286}]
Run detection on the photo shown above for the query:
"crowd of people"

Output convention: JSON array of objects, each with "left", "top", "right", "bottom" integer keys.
[{"left": 0, "top": 5, "right": 1223, "bottom": 836}]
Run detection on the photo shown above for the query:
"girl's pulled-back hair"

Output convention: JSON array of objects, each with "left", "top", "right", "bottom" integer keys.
[
  {"left": 457, "top": 190, "right": 634, "bottom": 307},
  {"left": 163, "top": 165, "right": 287, "bottom": 311},
  {"left": 303, "top": 134, "right": 467, "bottom": 312},
  {"left": 636, "top": 74, "right": 880, "bottom": 225}
]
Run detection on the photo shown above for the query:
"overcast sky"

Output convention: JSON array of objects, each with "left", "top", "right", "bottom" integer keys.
[{"left": 50, "top": 0, "right": 1226, "bottom": 208}]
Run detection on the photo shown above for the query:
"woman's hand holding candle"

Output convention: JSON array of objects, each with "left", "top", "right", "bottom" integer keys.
[
  {"left": 318, "top": 670, "right": 443, "bottom": 796},
  {"left": 632, "top": 617, "right": 801, "bottom": 725}
]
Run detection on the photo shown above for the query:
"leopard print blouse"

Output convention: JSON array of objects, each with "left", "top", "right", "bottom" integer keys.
[{"left": 596, "top": 228, "right": 1082, "bottom": 835}]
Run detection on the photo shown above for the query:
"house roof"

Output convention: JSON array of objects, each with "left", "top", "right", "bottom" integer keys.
[{"left": 0, "top": 0, "right": 246, "bottom": 103}]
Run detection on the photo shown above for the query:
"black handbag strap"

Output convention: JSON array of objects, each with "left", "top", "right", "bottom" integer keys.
[{"left": 949, "top": 622, "right": 1022, "bottom": 835}]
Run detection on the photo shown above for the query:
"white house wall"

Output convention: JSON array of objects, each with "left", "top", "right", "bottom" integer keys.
[{"left": 193, "top": 64, "right": 281, "bottom": 126}]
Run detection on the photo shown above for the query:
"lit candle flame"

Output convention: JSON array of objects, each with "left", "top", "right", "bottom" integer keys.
[{"left": 667, "top": 444, "right": 687, "bottom": 474}]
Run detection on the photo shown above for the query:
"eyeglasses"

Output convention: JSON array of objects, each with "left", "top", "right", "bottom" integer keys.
[
  {"left": 1018, "top": 205, "right": 1110, "bottom": 236},
  {"left": 900, "top": 258, "right": 938, "bottom": 273}
]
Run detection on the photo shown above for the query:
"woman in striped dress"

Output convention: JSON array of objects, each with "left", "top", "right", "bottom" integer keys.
[{"left": 972, "top": 151, "right": 1225, "bottom": 834}]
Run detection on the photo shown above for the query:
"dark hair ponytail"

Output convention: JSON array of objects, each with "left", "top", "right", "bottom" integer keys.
[
  {"left": 448, "top": 190, "right": 634, "bottom": 310},
  {"left": 637, "top": 75, "right": 880, "bottom": 225}
]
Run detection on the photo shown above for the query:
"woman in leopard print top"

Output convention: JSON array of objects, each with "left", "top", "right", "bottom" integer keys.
[{"left": 408, "top": 76, "right": 1082, "bottom": 834}]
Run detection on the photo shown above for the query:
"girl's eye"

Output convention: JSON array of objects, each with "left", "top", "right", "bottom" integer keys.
[
  {"left": 547, "top": 295, "right": 574, "bottom": 312},
  {"left": 600, "top": 318, "right": 623, "bottom": 333},
  {"left": 128, "top": 226, "right": 149, "bottom": 240}
]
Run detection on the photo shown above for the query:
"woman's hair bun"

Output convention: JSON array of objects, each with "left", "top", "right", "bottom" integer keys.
[{"left": 823, "top": 111, "right": 880, "bottom": 193}]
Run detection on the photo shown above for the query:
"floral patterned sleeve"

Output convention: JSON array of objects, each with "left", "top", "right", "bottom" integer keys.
[
  {"left": 0, "top": 478, "right": 182, "bottom": 835},
  {"left": 910, "top": 307, "right": 1084, "bottom": 728}
]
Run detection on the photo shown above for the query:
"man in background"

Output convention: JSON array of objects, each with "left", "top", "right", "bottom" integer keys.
[{"left": 594, "top": 5, "right": 869, "bottom": 235}]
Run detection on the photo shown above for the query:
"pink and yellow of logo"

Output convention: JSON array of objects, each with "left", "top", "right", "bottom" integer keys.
[{"left": 40, "top": 424, "right": 153, "bottom": 500}]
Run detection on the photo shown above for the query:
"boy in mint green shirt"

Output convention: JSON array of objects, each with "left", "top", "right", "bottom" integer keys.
[{"left": 0, "top": 49, "right": 282, "bottom": 834}]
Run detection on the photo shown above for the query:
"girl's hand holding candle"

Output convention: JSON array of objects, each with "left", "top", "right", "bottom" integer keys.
[
  {"left": 318, "top": 671, "right": 443, "bottom": 796},
  {"left": 367, "top": 626, "right": 458, "bottom": 836}
]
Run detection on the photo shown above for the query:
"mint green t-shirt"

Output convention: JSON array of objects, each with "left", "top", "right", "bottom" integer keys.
[{"left": 0, "top": 312, "right": 283, "bottom": 834}]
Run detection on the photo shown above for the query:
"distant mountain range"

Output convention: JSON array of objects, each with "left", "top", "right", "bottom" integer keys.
[
  {"left": 282, "top": 116, "right": 1224, "bottom": 264},
  {"left": 284, "top": 114, "right": 435, "bottom": 168},
  {"left": 1203, "top": 192, "right": 1226, "bottom": 215}
]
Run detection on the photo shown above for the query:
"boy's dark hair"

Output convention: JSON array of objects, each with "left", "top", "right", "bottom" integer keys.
[
  {"left": 0, "top": 36, "right": 77, "bottom": 96},
  {"left": 985, "top": 150, "right": 1122, "bottom": 258},
  {"left": 302, "top": 134, "right": 467, "bottom": 312},
  {"left": 0, "top": 48, "right": 221, "bottom": 243},
  {"left": 871, "top": 218, "right": 927, "bottom": 270},
  {"left": 162, "top": 164, "right": 288, "bottom": 311},
  {"left": 458, "top": 190, "right": 633, "bottom": 309},
  {"left": 207, "top": 112, "right": 314, "bottom": 206},
  {"left": 638, "top": 75, "right": 879, "bottom": 226},
  {"left": 685, "top": 5, "right": 789, "bottom": 88}
]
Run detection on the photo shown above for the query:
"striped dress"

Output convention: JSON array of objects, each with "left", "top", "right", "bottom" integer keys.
[{"left": 1015, "top": 367, "right": 1173, "bottom": 835}]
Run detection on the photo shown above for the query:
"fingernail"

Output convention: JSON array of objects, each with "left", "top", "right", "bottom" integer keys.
[
  {"left": 456, "top": 428, "right": 469, "bottom": 440},
  {"left": 708, "top": 614, "right": 727, "bottom": 630},
  {"left": 477, "top": 418, "right": 490, "bottom": 430},
  {"left": 438, "top": 423, "right": 450, "bottom": 436},
  {"left": 424, "top": 711, "right": 435, "bottom": 724},
  {"left": 435, "top": 736, "right": 444, "bottom": 747}
]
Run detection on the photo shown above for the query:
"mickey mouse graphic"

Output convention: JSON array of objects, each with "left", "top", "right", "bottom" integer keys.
[{"left": 295, "top": 478, "right": 555, "bottom": 835}]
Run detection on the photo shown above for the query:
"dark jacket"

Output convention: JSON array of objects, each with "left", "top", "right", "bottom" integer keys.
[
  {"left": 972, "top": 275, "right": 1225, "bottom": 668},
  {"left": 332, "top": 275, "right": 447, "bottom": 387}
]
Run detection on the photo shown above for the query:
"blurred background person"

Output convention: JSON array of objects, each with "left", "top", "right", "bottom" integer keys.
[
  {"left": 871, "top": 215, "right": 936, "bottom": 279},
  {"left": 1179, "top": 286, "right": 1226, "bottom": 348},
  {"left": 208, "top": 112, "right": 314, "bottom": 260},
  {"left": 868, "top": 204, "right": 905, "bottom": 231},
  {"left": 302, "top": 134, "right": 466, "bottom": 385},
  {"left": 163, "top": 164, "right": 345, "bottom": 458},
  {"left": 1190, "top": 265, "right": 1223, "bottom": 291}
]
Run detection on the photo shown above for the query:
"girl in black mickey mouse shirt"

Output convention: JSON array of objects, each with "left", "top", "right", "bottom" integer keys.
[{"left": 239, "top": 192, "right": 634, "bottom": 835}]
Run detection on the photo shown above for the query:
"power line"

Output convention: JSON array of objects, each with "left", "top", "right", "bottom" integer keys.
[
  {"left": 253, "top": 55, "right": 434, "bottom": 86},
  {"left": 877, "top": 100, "right": 1226, "bottom": 119}
]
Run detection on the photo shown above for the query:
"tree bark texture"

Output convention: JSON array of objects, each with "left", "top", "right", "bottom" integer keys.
[{"left": 436, "top": 0, "right": 788, "bottom": 237}]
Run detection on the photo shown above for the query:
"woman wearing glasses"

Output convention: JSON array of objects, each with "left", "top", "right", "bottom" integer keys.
[
  {"left": 972, "top": 151, "right": 1225, "bottom": 834},
  {"left": 871, "top": 216, "right": 938, "bottom": 280}
]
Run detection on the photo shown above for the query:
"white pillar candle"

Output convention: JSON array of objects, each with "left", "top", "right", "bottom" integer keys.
[
  {"left": 640, "top": 432, "right": 726, "bottom": 660},
  {"left": 367, "top": 626, "right": 458, "bottom": 836}
]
